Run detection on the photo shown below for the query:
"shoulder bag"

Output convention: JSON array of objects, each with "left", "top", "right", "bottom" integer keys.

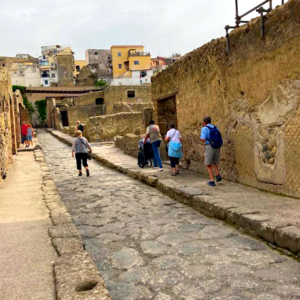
[
  {"left": 165, "top": 130, "right": 177, "bottom": 153},
  {"left": 78, "top": 138, "right": 92, "bottom": 160}
]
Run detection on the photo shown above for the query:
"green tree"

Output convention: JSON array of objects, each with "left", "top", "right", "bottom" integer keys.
[{"left": 35, "top": 100, "right": 47, "bottom": 122}]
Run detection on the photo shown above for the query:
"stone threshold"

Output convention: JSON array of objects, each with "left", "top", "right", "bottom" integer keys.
[
  {"left": 46, "top": 129, "right": 300, "bottom": 260},
  {"left": 33, "top": 137, "right": 112, "bottom": 300}
]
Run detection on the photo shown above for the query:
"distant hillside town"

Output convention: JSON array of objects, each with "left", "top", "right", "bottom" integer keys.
[{"left": 0, "top": 45, "right": 181, "bottom": 87}]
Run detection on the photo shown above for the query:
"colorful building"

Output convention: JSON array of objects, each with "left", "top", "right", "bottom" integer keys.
[
  {"left": 74, "top": 60, "right": 86, "bottom": 79},
  {"left": 110, "top": 45, "right": 152, "bottom": 85}
]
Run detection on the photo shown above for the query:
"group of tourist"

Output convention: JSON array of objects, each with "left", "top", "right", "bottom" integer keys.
[
  {"left": 144, "top": 117, "right": 222, "bottom": 186},
  {"left": 71, "top": 117, "right": 223, "bottom": 187},
  {"left": 21, "top": 121, "right": 34, "bottom": 148}
]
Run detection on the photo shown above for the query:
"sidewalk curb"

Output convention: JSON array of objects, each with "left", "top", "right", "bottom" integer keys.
[
  {"left": 47, "top": 129, "right": 300, "bottom": 258},
  {"left": 34, "top": 136, "right": 112, "bottom": 300}
]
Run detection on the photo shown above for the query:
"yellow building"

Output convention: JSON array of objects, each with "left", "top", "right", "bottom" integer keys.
[
  {"left": 110, "top": 45, "right": 151, "bottom": 79},
  {"left": 74, "top": 60, "right": 86, "bottom": 78}
]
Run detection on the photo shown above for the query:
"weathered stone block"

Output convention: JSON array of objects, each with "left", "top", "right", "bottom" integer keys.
[
  {"left": 52, "top": 237, "right": 84, "bottom": 256},
  {"left": 239, "top": 214, "right": 270, "bottom": 233},
  {"left": 55, "top": 252, "right": 112, "bottom": 300},
  {"left": 49, "top": 224, "right": 81, "bottom": 239},
  {"left": 274, "top": 226, "right": 300, "bottom": 254}
]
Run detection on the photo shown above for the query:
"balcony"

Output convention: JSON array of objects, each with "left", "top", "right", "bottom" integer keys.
[{"left": 128, "top": 51, "right": 150, "bottom": 58}]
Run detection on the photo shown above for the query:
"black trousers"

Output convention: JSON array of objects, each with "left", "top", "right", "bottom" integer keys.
[
  {"left": 169, "top": 156, "right": 179, "bottom": 168},
  {"left": 76, "top": 153, "right": 88, "bottom": 170}
]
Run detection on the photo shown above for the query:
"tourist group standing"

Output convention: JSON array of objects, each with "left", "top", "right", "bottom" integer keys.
[
  {"left": 21, "top": 121, "right": 34, "bottom": 147},
  {"left": 143, "top": 117, "right": 223, "bottom": 186}
]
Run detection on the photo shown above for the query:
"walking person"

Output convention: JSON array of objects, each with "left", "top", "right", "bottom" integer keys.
[
  {"left": 26, "top": 124, "right": 34, "bottom": 147},
  {"left": 200, "top": 117, "right": 223, "bottom": 186},
  {"left": 144, "top": 120, "right": 163, "bottom": 171},
  {"left": 72, "top": 130, "right": 92, "bottom": 177},
  {"left": 76, "top": 121, "right": 84, "bottom": 132},
  {"left": 21, "top": 121, "right": 28, "bottom": 147},
  {"left": 165, "top": 123, "right": 183, "bottom": 176}
]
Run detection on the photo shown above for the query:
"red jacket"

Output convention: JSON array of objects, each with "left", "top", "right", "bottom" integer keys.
[{"left": 21, "top": 124, "right": 28, "bottom": 135}]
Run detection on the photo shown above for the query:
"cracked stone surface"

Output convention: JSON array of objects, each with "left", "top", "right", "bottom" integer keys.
[{"left": 39, "top": 131, "right": 300, "bottom": 300}]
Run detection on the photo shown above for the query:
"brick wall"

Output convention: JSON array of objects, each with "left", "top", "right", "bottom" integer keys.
[{"left": 152, "top": 0, "right": 300, "bottom": 198}]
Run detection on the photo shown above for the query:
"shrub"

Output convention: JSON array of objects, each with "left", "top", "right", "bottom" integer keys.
[
  {"left": 12, "top": 85, "right": 26, "bottom": 93},
  {"left": 35, "top": 99, "right": 46, "bottom": 122},
  {"left": 95, "top": 80, "right": 109, "bottom": 87}
]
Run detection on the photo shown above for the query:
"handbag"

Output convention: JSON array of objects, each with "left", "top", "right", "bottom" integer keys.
[
  {"left": 78, "top": 138, "right": 92, "bottom": 160},
  {"left": 165, "top": 130, "right": 177, "bottom": 153}
]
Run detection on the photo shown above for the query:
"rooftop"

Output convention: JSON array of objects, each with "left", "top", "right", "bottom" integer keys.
[{"left": 111, "top": 45, "right": 144, "bottom": 49}]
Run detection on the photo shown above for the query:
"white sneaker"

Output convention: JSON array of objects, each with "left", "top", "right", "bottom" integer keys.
[{"left": 158, "top": 168, "right": 163, "bottom": 171}]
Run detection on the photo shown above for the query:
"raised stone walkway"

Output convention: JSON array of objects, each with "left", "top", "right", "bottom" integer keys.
[
  {"left": 0, "top": 151, "right": 57, "bottom": 300},
  {"left": 48, "top": 129, "right": 300, "bottom": 257}
]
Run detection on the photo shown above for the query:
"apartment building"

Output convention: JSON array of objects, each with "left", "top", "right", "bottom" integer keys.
[{"left": 110, "top": 45, "right": 153, "bottom": 86}]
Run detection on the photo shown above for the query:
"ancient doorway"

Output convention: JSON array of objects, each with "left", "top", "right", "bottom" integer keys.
[
  {"left": 60, "top": 111, "right": 69, "bottom": 127},
  {"left": 157, "top": 95, "right": 178, "bottom": 136},
  {"left": 157, "top": 95, "right": 178, "bottom": 160}
]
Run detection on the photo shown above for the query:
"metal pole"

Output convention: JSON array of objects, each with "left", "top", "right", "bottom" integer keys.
[
  {"left": 239, "top": 0, "right": 270, "bottom": 19},
  {"left": 258, "top": 8, "right": 265, "bottom": 38},
  {"left": 235, "top": 0, "right": 239, "bottom": 19},
  {"left": 282, "top": 0, "right": 284, "bottom": 4},
  {"left": 225, "top": 26, "right": 231, "bottom": 53},
  {"left": 235, "top": 0, "right": 240, "bottom": 26},
  {"left": 270, "top": 0, "right": 272, "bottom": 10}
]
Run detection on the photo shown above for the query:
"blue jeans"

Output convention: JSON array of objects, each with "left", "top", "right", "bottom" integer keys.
[{"left": 151, "top": 140, "right": 163, "bottom": 168}]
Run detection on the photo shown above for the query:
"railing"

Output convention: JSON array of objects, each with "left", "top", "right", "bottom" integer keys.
[
  {"left": 128, "top": 51, "right": 150, "bottom": 57},
  {"left": 225, "top": 0, "right": 286, "bottom": 52}
]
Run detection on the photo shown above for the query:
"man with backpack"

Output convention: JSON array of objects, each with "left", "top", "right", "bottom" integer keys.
[{"left": 200, "top": 117, "right": 223, "bottom": 186}]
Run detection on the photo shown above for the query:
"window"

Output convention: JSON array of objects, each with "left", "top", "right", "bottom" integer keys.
[
  {"left": 51, "top": 63, "right": 54, "bottom": 67},
  {"left": 118, "top": 64, "right": 122, "bottom": 69},
  {"left": 134, "top": 61, "right": 139, "bottom": 65},
  {"left": 51, "top": 73, "right": 55, "bottom": 78},
  {"left": 118, "top": 52, "right": 121, "bottom": 57},
  {"left": 76, "top": 66, "right": 80, "bottom": 72},
  {"left": 43, "top": 55, "right": 46, "bottom": 60},
  {"left": 94, "top": 52, "right": 98, "bottom": 55},
  {"left": 95, "top": 98, "right": 104, "bottom": 105},
  {"left": 20, "top": 71, "right": 23, "bottom": 74},
  {"left": 127, "top": 91, "right": 135, "bottom": 98},
  {"left": 45, "top": 80, "right": 49, "bottom": 85}
]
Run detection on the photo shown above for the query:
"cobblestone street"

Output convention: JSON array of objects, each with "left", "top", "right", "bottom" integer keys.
[{"left": 39, "top": 130, "right": 300, "bottom": 300}]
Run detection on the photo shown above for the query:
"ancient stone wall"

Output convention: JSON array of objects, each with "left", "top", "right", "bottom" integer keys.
[
  {"left": 73, "top": 91, "right": 105, "bottom": 106},
  {"left": 115, "top": 134, "right": 142, "bottom": 157},
  {"left": 85, "top": 112, "right": 144, "bottom": 142},
  {"left": 76, "top": 65, "right": 98, "bottom": 86},
  {"left": 57, "top": 55, "right": 75, "bottom": 87},
  {"left": 0, "top": 68, "right": 14, "bottom": 182},
  {"left": 104, "top": 85, "right": 151, "bottom": 114},
  {"left": 152, "top": 0, "right": 300, "bottom": 198},
  {"left": 111, "top": 102, "right": 153, "bottom": 114},
  {"left": 68, "top": 105, "right": 105, "bottom": 127}
]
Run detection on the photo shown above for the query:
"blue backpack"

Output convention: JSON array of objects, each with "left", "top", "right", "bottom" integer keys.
[{"left": 207, "top": 126, "right": 223, "bottom": 149}]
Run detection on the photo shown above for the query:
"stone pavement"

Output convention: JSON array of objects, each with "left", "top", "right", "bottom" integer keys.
[
  {"left": 48, "top": 129, "right": 300, "bottom": 257},
  {"left": 0, "top": 151, "right": 57, "bottom": 300},
  {"left": 38, "top": 129, "right": 300, "bottom": 300}
]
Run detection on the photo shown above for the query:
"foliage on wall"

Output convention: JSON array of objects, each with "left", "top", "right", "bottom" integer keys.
[{"left": 35, "top": 99, "right": 46, "bottom": 122}]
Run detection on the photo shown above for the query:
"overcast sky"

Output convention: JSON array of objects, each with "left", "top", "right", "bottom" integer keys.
[{"left": 0, "top": 0, "right": 284, "bottom": 60}]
